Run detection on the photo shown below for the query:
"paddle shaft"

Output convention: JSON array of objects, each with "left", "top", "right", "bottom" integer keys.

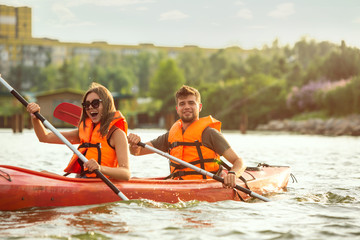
[
  {"left": 0, "top": 77, "right": 128, "bottom": 201},
  {"left": 137, "top": 142, "right": 271, "bottom": 202}
]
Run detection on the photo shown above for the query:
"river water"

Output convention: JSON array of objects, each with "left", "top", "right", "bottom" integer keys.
[{"left": 0, "top": 128, "right": 359, "bottom": 240}]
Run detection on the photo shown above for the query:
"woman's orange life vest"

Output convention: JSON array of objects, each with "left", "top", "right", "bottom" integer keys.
[
  {"left": 64, "top": 111, "right": 128, "bottom": 178},
  {"left": 168, "top": 115, "right": 221, "bottom": 180}
]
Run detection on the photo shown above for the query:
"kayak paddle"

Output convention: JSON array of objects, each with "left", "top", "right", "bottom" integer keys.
[
  {"left": 54, "top": 102, "right": 82, "bottom": 126},
  {"left": 136, "top": 142, "right": 271, "bottom": 202},
  {"left": 0, "top": 76, "right": 129, "bottom": 201},
  {"left": 53, "top": 102, "right": 271, "bottom": 202}
]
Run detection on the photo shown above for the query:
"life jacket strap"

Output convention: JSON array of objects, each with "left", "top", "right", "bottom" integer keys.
[
  {"left": 193, "top": 140, "right": 206, "bottom": 179},
  {"left": 168, "top": 140, "right": 212, "bottom": 180},
  {"left": 169, "top": 158, "right": 219, "bottom": 170},
  {"left": 78, "top": 142, "right": 101, "bottom": 165},
  {"left": 77, "top": 142, "right": 102, "bottom": 175},
  {"left": 169, "top": 141, "right": 200, "bottom": 150},
  {"left": 106, "top": 125, "right": 119, "bottom": 149},
  {"left": 165, "top": 170, "right": 219, "bottom": 180}
]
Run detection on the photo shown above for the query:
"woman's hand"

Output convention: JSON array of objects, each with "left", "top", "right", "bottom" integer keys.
[
  {"left": 84, "top": 159, "right": 101, "bottom": 172},
  {"left": 26, "top": 103, "right": 40, "bottom": 118}
]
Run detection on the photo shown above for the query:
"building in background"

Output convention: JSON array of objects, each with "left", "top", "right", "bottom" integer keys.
[
  {"left": 0, "top": 4, "right": 247, "bottom": 130},
  {"left": 0, "top": 4, "right": 219, "bottom": 77},
  {"left": 0, "top": 4, "right": 31, "bottom": 39}
]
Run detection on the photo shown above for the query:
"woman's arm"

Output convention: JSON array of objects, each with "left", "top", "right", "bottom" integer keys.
[
  {"left": 27, "top": 102, "right": 80, "bottom": 144},
  {"left": 88, "top": 129, "right": 131, "bottom": 180}
]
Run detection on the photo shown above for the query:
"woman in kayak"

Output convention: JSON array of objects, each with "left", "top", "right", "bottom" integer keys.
[{"left": 26, "top": 83, "right": 131, "bottom": 180}]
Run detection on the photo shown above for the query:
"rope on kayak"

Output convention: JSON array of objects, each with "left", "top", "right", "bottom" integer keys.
[
  {"left": 233, "top": 176, "right": 253, "bottom": 201},
  {"left": 234, "top": 188, "right": 245, "bottom": 201},
  {"left": 256, "top": 162, "right": 298, "bottom": 183},
  {"left": 290, "top": 173, "right": 298, "bottom": 183},
  {"left": 243, "top": 170, "right": 256, "bottom": 181},
  {"left": 0, "top": 169, "right": 11, "bottom": 182}
]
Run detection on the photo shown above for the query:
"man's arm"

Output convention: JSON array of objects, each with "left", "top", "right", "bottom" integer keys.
[
  {"left": 219, "top": 143, "right": 247, "bottom": 188},
  {"left": 128, "top": 133, "right": 155, "bottom": 155},
  {"left": 202, "top": 127, "right": 246, "bottom": 188},
  {"left": 128, "top": 132, "right": 169, "bottom": 156},
  {"left": 222, "top": 147, "right": 246, "bottom": 177}
]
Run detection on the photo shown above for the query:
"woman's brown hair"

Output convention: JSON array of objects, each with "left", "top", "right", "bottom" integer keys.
[{"left": 80, "top": 82, "right": 118, "bottom": 137}]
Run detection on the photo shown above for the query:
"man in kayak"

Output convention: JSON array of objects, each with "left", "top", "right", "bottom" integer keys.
[
  {"left": 26, "top": 83, "right": 131, "bottom": 180},
  {"left": 128, "top": 85, "right": 246, "bottom": 188}
]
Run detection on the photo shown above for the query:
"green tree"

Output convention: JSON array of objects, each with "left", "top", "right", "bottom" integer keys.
[
  {"left": 58, "top": 58, "right": 85, "bottom": 89},
  {"left": 149, "top": 59, "right": 185, "bottom": 112},
  {"left": 177, "top": 47, "right": 208, "bottom": 87},
  {"left": 286, "top": 63, "right": 303, "bottom": 89},
  {"left": 135, "top": 51, "right": 163, "bottom": 97},
  {"left": 202, "top": 74, "right": 288, "bottom": 129},
  {"left": 35, "top": 64, "right": 59, "bottom": 91},
  {"left": 207, "top": 49, "right": 229, "bottom": 82},
  {"left": 318, "top": 76, "right": 360, "bottom": 116},
  {"left": 8, "top": 64, "right": 41, "bottom": 91},
  {"left": 106, "top": 65, "right": 135, "bottom": 94},
  {"left": 245, "top": 53, "right": 267, "bottom": 76},
  {"left": 320, "top": 42, "right": 360, "bottom": 80}
]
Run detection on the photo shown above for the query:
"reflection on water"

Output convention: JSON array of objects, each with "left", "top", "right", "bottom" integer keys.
[
  {"left": 68, "top": 205, "right": 129, "bottom": 234},
  {"left": 0, "top": 204, "right": 129, "bottom": 237},
  {"left": 0, "top": 129, "right": 360, "bottom": 239}
]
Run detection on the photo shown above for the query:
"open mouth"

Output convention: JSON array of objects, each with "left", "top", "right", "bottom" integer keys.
[{"left": 90, "top": 112, "right": 99, "bottom": 118}]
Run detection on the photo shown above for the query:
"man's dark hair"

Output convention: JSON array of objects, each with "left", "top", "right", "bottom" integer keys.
[{"left": 175, "top": 85, "right": 201, "bottom": 104}]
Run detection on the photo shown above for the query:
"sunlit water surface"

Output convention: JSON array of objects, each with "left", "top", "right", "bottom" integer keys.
[{"left": 0, "top": 129, "right": 359, "bottom": 240}]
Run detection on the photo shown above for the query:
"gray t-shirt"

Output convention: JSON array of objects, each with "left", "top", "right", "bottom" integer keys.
[{"left": 150, "top": 127, "right": 231, "bottom": 155}]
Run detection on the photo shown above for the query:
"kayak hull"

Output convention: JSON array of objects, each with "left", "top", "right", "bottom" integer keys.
[{"left": 0, "top": 164, "right": 290, "bottom": 211}]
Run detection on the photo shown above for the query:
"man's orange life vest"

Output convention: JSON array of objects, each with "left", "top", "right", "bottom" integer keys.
[
  {"left": 168, "top": 116, "right": 221, "bottom": 180},
  {"left": 64, "top": 111, "right": 127, "bottom": 178}
]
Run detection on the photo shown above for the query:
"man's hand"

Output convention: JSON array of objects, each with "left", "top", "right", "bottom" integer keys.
[
  {"left": 127, "top": 133, "right": 142, "bottom": 155},
  {"left": 222, "top": 171, "right": 237, "bottom": 188}
]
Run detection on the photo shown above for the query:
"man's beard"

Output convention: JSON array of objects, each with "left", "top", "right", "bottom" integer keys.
[{"left": 181, "top": 114, "right": 196, "bottom": 123}]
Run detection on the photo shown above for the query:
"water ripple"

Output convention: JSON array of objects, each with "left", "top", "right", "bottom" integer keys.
[{"left": 295, "top": 191, "right": 357, "bottom": 204}]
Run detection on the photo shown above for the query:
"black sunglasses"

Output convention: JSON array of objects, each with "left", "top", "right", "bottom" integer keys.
[{"left": 82, "top": 99, "right": 102, "bottom": 109}]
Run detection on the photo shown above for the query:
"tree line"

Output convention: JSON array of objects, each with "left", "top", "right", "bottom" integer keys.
[{"left": 2, "top": 37, "right": 360, "bottom": 129}]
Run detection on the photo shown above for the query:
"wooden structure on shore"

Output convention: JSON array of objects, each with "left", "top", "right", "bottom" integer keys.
[
  {"left": 0, "top": 114, "right": 24, "bottom": 133},
  {"left": 0, "top": 92, "right": 31, "bottom": 133}
]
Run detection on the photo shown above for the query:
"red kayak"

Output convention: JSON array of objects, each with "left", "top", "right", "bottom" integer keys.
[{"left": 0, "top": 164, "right": 290, "bottom": 211}]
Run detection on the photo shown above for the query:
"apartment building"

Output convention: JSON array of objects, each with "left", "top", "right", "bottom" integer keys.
[{"left": 0, "top": 4, "right": 220, "bottom": 77}]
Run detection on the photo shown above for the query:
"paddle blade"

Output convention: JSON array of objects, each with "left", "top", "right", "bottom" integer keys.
[{"left": 54, "top": 102, "right": 82, "bottom": 126}]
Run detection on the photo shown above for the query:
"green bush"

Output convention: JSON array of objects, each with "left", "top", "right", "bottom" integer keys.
[{"left": 318, "top": 76, "right": 360, "bottom": 116}]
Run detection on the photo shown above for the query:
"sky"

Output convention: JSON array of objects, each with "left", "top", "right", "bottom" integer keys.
[{"left": 1, "top": 0, "right": 360, "bottom": 50}]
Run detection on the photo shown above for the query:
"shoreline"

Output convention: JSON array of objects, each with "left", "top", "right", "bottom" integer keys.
[{"left": 256, "top": 114, "right": 360, "bottom": 136}]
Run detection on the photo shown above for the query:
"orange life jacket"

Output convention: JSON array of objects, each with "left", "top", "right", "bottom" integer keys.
[
  {"left": 168, "top": 116, "right": 221, "bottom": 180},
  {"left": 64, "top": 111, "right": 128, "bottom": 178}
]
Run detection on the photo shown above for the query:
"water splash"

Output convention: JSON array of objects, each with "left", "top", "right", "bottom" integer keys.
[
  {"left": 121, "top": 199, "right": 201, "bottom": 209},
  {"left": 296, "top": 191, "right": 357, "bottom": 204}
]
